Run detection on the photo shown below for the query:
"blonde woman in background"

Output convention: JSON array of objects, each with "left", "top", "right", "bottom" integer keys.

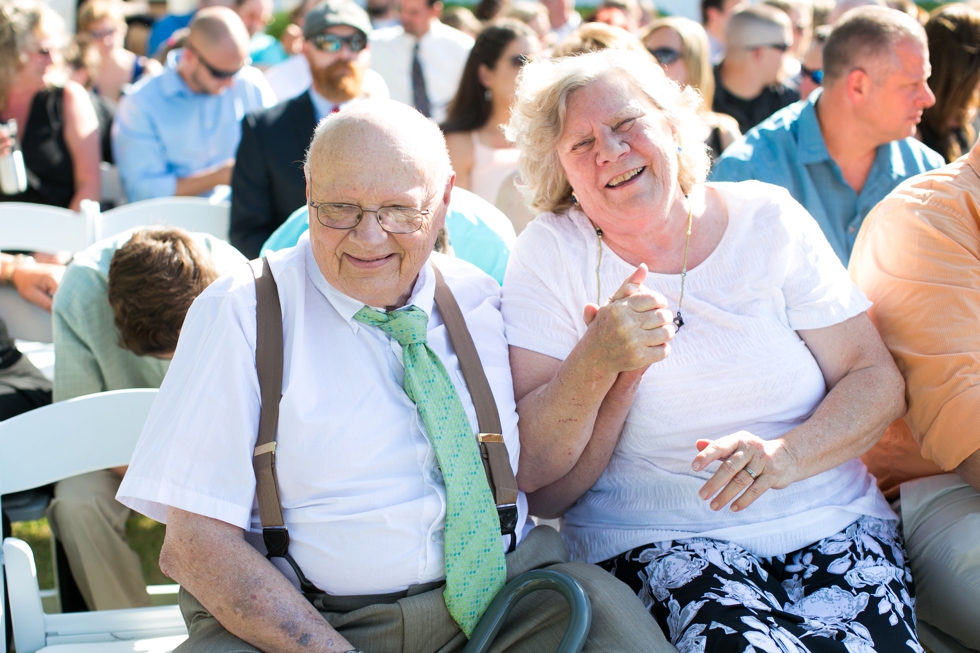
[
  {"left": 642, "top": 16, "right": 740, "bottom": 158},
  {"left": 77, "top": 0, "right": 161, "bottom": 103}
]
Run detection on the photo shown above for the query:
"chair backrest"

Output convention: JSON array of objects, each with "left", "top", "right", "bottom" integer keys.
[
  {"left": 0, "top": 287, "right": 52, "bottom": 342},
  {"left": 99, "top": 162, "right": 126, "bottom": 209},
  {"left": 0, "top": 202, "right": 96, "bottom": 254},
  {"left": 96, "top": 198, "right": 231, "bottom": 243},
  {"left": 0, "top": 389, "right": 158, "bottom": 496},
  {"left": 0, "top": 389, "right": 161, "bottom": 652}
]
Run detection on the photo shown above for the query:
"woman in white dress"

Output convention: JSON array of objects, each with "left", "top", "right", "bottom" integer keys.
[{"left": 503, "top": 49, "right": 919, "bottom": 653}]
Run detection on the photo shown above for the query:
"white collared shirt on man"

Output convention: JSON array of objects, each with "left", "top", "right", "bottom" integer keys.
[
  {"left": 117, "top": 233, "right": 527, "bottom": 595},
  {"left": 369, "top": 21, "right": 474, "bottom": 124}
]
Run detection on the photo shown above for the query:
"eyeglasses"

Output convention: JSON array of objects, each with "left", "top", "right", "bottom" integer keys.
[
  {"left": 508, "top": 53, "right": 531, "bottom": 68},
  {"left": 88, "top": 26, "right": 117, "bottom": 39},
  {"left": 648, "top": 47, "right": 680, "bottom": 65},
  {"left": 308, "top": 200, "right": 431, "bottom": 234},
  {"left": 801, "top": 64, "right": 823, "bottom": 84},
  {"left": 312, "top": 32, "right": 368, "bottom": 53},
  {"left": 186, "top": 43, "right": 247, "bottom": 80},
  {"left": 752, "top": 42, "right": 791, "bottom": 52}
]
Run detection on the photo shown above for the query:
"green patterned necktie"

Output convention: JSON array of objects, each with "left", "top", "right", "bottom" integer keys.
[{"left": 353, "top": 305, "right": 506, "bottom": 637}]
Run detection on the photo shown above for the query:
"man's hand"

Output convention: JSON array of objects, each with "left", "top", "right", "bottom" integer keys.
[{"left": 12, "top": 261, "right": 65, "bottom": 312}]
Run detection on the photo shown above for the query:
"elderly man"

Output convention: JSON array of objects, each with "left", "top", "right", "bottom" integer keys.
[
  {"left": 231, "top": 0, "right": 380, "bottom": 259},
  {"left": 849, "top": 137, "right": 980, "bottom": 653},
  {"left": 113, "top": 7, "right": 275, "bottom": 202},
  {"left": 711, "top": 6, "right": 944, "bottom": 265},
  {"left": 370, "top": 0, "right": 473, "bottom": 123},
  {"left": 49, "top": 228, "right": 244, "bottom": 610},
  {"left": 711, "top": 5, "right": 800, "bottom": 134},
  {"left": 116, "top": 102, "right": 672, "bottom": 652}
]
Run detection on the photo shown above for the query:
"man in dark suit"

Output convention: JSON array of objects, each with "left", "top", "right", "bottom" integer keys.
[{"left": 230, "top": 0, "right": 376, "bottom": 258}]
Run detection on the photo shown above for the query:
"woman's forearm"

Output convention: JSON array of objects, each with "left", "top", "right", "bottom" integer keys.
[{"left": 526, "top": 370, "right": 644, "bottom": 517}]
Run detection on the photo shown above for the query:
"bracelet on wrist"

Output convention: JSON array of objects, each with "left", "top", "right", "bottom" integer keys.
[{"left": 1, "top": 254, "right": 33, "bottom": 286}]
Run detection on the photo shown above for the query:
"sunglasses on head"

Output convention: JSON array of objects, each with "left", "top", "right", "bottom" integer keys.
[
  {"left": 312, "top": 32, "right": 368, "bottom": 53},
  {"left": 648, "top": 47, "right": 680, "bottom": 65},
  {"left": 186, "top": 43, "right": 246, "bottom": 79},
  {"left": 801, "top": 65, "right": 823, "bottom": 84},
  {"left": 508, "top": 53, "right": 531, "bottom": 68}
]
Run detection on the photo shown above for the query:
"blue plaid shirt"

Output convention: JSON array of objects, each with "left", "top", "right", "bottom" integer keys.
[{"left": 710, "top": 90, "right": 944, "bottom": 265}]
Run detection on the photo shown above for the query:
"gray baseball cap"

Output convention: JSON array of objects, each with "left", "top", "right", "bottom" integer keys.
[{"left": 303, "top": 0, "right": 373, "bottom": 39}]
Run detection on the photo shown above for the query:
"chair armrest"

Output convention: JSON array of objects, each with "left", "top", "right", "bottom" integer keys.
[{"left": 3, "top": 537, "right": 48, "bottom": 653}]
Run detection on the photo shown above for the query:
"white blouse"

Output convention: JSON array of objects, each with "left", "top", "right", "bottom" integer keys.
[{"left": 502, "top": 181, "right": 895, "bottom": 563}]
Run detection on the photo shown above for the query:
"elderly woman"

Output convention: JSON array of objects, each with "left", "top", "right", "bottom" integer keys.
[
  {"left": 503, "top": 49, "right": 918, "bottom": 652},
  {"left": 0, "top": 1, "right": 100, "bottom": 210}
]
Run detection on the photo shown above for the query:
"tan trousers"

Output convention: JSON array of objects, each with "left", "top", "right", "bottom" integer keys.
[
  {"left": 901, "top": 473, "right": 980, "bottom": 651},
  {"left": 46, "top": 470, "right": 152, "bottom": 610},
  {"left": 175, "top": 526, "right": 676, "bottom": 653}
]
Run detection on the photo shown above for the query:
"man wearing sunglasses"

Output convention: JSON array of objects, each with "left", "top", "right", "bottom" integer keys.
[
  {"left": 231, "top": 0, "right": 383, "bottom": 259},
  {"left": 711, "top": 4, "right": 799, "bottom": 134},
  {"left": 113, "top": 7, "right": 275, "bottom": 202}
]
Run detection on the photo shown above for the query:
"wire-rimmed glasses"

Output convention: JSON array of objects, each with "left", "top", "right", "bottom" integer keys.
[{"left": 308, "top": 200, "right": 431, "bottom": 234}]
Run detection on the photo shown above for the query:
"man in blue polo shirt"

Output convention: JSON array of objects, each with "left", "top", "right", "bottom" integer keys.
[{"left": 711, "top": 6, "right": 944, "bottom": 265}]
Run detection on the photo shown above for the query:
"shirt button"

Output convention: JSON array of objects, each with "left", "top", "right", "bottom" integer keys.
[
  {"left": 430, "top": 469, "right": 442, "bottom": 482},
  {"left": 431, "top": 530, "right": 444, "bottom": 542},
  {"left": 848, "top": 226, "right": 856, "bottom": 233}
]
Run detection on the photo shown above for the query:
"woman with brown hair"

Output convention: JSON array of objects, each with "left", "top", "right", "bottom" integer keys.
[
  {"left": 641, "top": 16, "right": 740, "bottom": 158},
  {"left": 920, "top": 4, "right": 980, "bottom": 163},
  {"left": 442, "top": 20, "right": 541, "bottom": 204}
]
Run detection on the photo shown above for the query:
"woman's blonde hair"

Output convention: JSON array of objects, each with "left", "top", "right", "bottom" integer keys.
[
  {"left": 641, "top": 17, "right": 714, "bottom": 104},
  {"left": 78, "top": 0, "right": 126, "bottom": 35},
  {"left": 551, "top": 22, "right": 649, "bottom": 57},
  {"left": 0, "top": 1, "right": 63, "bottom": 110},
  {"left": 506, "top": 48, "right": 710, "bottom": 215}
]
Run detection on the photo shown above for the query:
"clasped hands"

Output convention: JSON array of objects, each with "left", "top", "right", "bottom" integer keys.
[{"left": 583, "top": 264, "right": 796, "bottom": 513}]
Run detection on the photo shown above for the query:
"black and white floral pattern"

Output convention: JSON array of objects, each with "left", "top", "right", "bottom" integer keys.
[{"left": 599, "top": 517, "right": 920, "bottom": 653}]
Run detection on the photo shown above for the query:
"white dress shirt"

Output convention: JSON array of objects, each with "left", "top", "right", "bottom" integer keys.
[
  {"left": 370, "top": 21, "right": 474, "bottom": 124},
  {"left": 117, "top": 234, "right": 527, "bottom": 595}
]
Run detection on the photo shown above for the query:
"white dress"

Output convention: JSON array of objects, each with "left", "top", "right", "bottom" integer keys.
[{"left": 501, "top": 181, "right": 896, "bottom": 563}]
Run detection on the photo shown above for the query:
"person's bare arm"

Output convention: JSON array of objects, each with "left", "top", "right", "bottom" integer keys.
[
  {"left": 514, "top": 265, "right": 674, "bottom": 497},
  {"left": 956, "top": 450, "right": 980, "bottom": 492},
  {"left": 160, "top": 507, "right": 355, "bottom": 653},
  {"left": 62, "top": 81, "right": 101, "bottom": 211},
  {"left": 4, "top": 256, "right": 64, "bottom": 311},
  {"left": 693, "top": 312, "right": 906, "bottom": 512},
  {"left": 444, "top": 131, "right": 473, "bottom": 191},
  {"left": 174, "top": 159, "right": 235, "bottom": 197}
]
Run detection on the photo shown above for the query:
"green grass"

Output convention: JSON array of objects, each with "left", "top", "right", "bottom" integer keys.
[{"left": 10, "top": 514, "right": 172, "bottom": 592}]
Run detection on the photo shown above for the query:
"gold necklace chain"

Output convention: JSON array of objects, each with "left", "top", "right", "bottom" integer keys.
[{"left": 590, "top": 193, "right": 693, "bottom": 331}]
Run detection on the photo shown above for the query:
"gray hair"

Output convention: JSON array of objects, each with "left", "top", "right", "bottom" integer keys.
[
  {"left": 726, "top": 5, "right": 792, "bottom": 50},
  {"left": 823, "top": 6, "right": 925, "bottom": 85},
  {"left": 506, "top": 49, "right": 710, "bottom": 216},
  {"left": 0, "top": 1, "right": 64, "bottom": 110}
]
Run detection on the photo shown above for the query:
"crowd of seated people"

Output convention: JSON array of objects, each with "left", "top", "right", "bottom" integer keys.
[{"left": 1, "top": 0, "right": 980, "bottom": 651}]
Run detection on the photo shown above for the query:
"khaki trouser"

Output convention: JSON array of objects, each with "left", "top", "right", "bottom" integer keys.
[
  {"left": 175, "top": 526, "right": 675, "bottom": 653},
  {"left": 46, "top": 470, "right": 152, "bottom": 610},
  {"left": 901, "top": 473, "right": 980, "bottom": 651}
]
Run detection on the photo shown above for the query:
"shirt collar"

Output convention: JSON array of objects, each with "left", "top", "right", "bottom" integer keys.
[
  {"left": 795, "top": 90, "right": 833, "bottom": 165},
  {"left": 302, "top": 233, "right": 436, "bottom": 333},
  {"left": 308, "top": 87, "right": 335, "bottom": 122},
  {"left": 159, "top": 50, "right": 196, "bottom": 98}
]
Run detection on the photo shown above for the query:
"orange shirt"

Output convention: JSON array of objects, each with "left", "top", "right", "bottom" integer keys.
[{"left": 849, "top": 140, "right": 980, "bottom": 500}]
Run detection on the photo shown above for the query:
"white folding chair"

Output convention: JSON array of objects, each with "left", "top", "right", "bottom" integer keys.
[
  {"left": 99, "top": 163, "right": 127, "bottom": 209},
  {"left": 0, "top": 202, "right": 96, "bottom": 255},
  {"left": 0, "top": 389, "right": 187, "bottom": 653},
  {"left": 95, "top": 198, "right": 231, "bottom": 243}
]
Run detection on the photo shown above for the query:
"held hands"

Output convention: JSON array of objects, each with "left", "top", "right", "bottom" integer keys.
[
  {"left": 692, "top": 432, "right": 799, "bottom": 512},
  {"left": 583, "top": 264, "right": 675, "bottom": 374}
]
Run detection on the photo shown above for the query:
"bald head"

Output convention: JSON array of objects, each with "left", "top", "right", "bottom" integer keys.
[
  {"left": 726, "top": 4, "right": 792, "bottom": 49},
  {"left": 189, "top": 6, "right": 250, "bottom": 53},
  {"left": 306, "top": 101, "right": 452, "bottom": 195}
]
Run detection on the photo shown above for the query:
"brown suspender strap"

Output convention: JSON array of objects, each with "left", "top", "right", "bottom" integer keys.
[
  {"left": 431, "top": 265, "right": 520, "bottom": 514},
  {"left": 249, "top": 258, "right": 322, "bottom": 594}
]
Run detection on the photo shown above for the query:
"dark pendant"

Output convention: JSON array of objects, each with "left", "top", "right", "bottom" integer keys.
[{"left": 673, "top": 312, "right": 684, "bottom": 331}]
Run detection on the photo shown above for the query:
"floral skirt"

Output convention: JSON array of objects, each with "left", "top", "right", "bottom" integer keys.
[{"left": 598, "top": 517, "right": 921, "bottom": 653}]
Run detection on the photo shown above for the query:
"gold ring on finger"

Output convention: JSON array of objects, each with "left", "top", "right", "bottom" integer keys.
[{"left": 744, "top": 466, "right": 758, "bottom": 480}]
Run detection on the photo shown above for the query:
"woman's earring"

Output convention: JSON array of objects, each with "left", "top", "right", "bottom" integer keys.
[
  {"left": 677, "top": 145, "right": 682, "bottom": 153},
  {"left": 571, "top": 192, "right": 578, "bottom": 204},
  {"left": 485, "top": 88, "right": 492, "bottom": 101}
]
